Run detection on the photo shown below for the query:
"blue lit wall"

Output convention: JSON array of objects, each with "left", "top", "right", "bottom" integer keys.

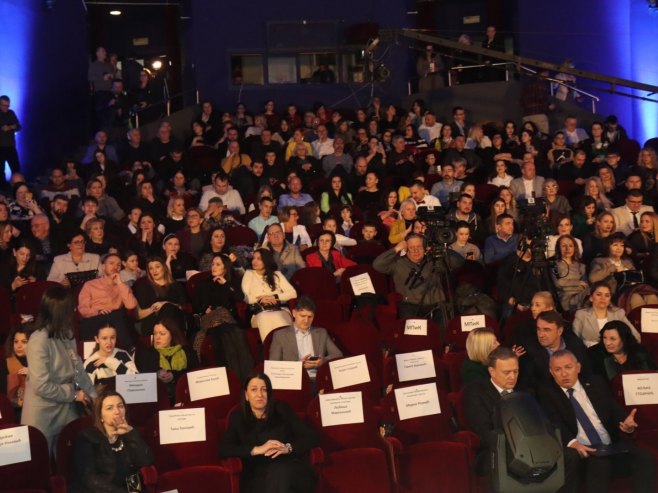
[
  {"left": 518, "top": 0, "right": 658, "bottom": 146},
  {"left": 0, "top": 0, "right": 89, "bottom": 179},
  {"left": 0, "top": 1, "right": 31, "bottom": 180}
]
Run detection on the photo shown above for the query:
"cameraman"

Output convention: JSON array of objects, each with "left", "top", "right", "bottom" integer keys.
[
  {"left": 497, "top": 237, "right": 545, "bottom": 321},
  {"left": 373, "top": 233, "right": 456, "bottom": 322}
]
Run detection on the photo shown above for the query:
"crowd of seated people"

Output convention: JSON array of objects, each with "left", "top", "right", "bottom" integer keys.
[{"left": 4, "top": 90, "right": 658, "bottom": 492}]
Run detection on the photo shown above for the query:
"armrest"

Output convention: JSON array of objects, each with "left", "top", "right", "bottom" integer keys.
[
  {"left": 218, "top": 457, "right": 243, "bottom": 474},
  {"left": 454, "top": 430, "right": 480, "bottom": 450},
  {"left": 309, "top": 446, "right": 325, "bottom": 465},
  {"left": 140, "top": 465, "right": 158, "bottom": 492},
  {"left": 50, "top": 474, "right": 67, "bottom": 493}
]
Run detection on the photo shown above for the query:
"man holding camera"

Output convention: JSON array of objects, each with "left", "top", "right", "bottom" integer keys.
[{"left": 374, "top": 233, "right": 453, "bottom": 321}]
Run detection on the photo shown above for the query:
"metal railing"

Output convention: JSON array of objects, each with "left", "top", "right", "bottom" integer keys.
[
  {"left": 447, "top": 62, "right": 516, "bottom": 86},
  {"left": 520, "top": 66, "right": 600, "bottom": 113},
  {"left": 133, "top": 89, "right": 200, "bottom": 128}
]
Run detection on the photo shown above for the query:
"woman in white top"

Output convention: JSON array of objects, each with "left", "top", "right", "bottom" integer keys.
[
  {"left": 278, "top": 206, "right": 311, "bottom": 250},
  {"left": 573, "top": 281, "right": 638, "bottom": 348},
  {"left": 487, "top": 160, "right": 514, "bottom": 188},
  {"left": 242, "top": 248, "right": 297, "bottom": 341}
]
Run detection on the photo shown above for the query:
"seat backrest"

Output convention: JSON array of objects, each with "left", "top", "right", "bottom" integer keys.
[
  {"left": 445, "top": 314, "right": 500, "bottom": 350},
  {"left": 0, "top": 423, "right": 52, "bottom": 492},
  {"left": 447, "top": 387, "right": 469, "bottom": 430},
  {"left": 175, "top": 367, "right": 242, "bottom": 421},
  {"left": 0, "top": 393, "right": 16, "bottom": 425},
  {"left": 381, "top": 318, "right": 444, "bottom": 355},
  {"left": 125, "top": 378, "right": 171, "bottom": 427},
  {"left": 143, "top": 403, "right": 221, "bottom": 473},
  {"left": 225, "top": 226, "right": 258, "bottom": 247},
  {"left": 186, "top": 270, "right": 212, "bottom": 301},
  {"left": 381, "top": 353, "right": 450, "bottom": 393},
  {"left": 343, "top": 242, "right": 387, "bottom": 264},
  {"left": 0, "top": 286, "right": 12, "bottom": 340},
  {"left": 55, "top": 416, "right": 94, "bottom": 480},
  {"left": 290, "top": 267, "right": 338, "bottom": 300},
  {"left": 610, "top": 370, "right": 658, "bottom": 430},
  {"left": 339, "top": 264, "right": 391, "bottom": 298},
  {"left": 306, "top": 393, "right": 382, "bottom": 453},
  {"left": 442, "top": 351, "right": 468, "bottom": 392},
  {"left": 14, "top": 280, "right": 62, "bottom": 317},
  {"left": 315, "top": 355, "right": 382, "bottom": 402},
  {"left": 380, "top": 384, "right": 456, "bottom": 444}
]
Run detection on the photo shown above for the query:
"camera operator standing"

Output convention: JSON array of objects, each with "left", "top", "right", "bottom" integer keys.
[{"left": 374, "top": 232, "right": 455, "bottom": 323}]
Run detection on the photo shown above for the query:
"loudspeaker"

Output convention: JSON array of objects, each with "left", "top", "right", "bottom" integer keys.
[{"left": 492, "top": 392, "right": 565, "bottom": 493}]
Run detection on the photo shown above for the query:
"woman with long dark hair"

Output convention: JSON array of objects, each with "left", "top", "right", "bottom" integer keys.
[
  {"left": 320, "top": 174, "right": 353, "bottom": 214},
  {"left": 241, "top": 248, "right": 297, "bottom": 341},
  {"left": 219, "top": 372, "right": 318, "bottom": 493},
  {"left": 21, "top": 286, "right": 96, "bottom": 452},
  {"left": 71, "top": 389, "right": 153, "bottom": 493}
]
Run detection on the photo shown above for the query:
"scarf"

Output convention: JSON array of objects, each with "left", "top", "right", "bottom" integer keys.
[{"left": 157, "top": 345, "right": 187, "bottom": 371}]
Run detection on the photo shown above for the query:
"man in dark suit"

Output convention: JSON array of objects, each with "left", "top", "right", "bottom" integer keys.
[
  {"left": 464, "top": 346, "right": 519, "bottom": 475},
  {"left": 268, "top": 295, "right": 343, "bottom": 380},
  {"left": 539, "top": 350, "right": 655, "bottom": 493},
  {"left": 519, "top": 310, "right": 591, "bottom": 391}
]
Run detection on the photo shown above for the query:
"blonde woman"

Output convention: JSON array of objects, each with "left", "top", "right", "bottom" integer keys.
[
  {"left": 462, "top": 328, "right": 525, "bottom": 385},
  {"left": 584, "top": 176, "right": 614, "bottom": 210}
]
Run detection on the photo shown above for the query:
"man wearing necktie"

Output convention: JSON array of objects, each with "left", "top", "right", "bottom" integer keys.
[
  {"left": 539, "top": 350, "right": 655, "bottom": 493},
  {"left": 611, "top": 189, "right": 654, "bottom": 236}
]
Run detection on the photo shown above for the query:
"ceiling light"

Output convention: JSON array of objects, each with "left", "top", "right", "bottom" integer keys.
[
  {"left": 151, "top": 60, "right": 163, "bottom": 70},
  {"left": 109, "top": 10, "right": 121, "bottom": 16}
]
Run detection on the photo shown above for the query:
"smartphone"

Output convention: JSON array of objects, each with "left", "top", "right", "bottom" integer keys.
[{"left": 308, "top": 356, "right": 320, "bottom": 361}]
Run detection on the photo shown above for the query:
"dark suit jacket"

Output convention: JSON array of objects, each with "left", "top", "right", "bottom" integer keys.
[
  {"left": 464, "top": 378, "right": 506, "bottom": 457},
  {"left": 268, "top": 326, "right": 343, "bottom": 362},
  {"left": 519, "top": 330, "right": 591, "bottom": 392},
  {"left": 537, "top": 375, "right": 626, "bottom": 446}
]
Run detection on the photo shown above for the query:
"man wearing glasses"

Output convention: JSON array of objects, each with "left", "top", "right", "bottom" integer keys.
[{"left": 611, "top": 189, "right": 654, "bottom": 236}]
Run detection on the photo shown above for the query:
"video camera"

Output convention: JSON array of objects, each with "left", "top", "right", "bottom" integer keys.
[
  {"left": 517, "top": 197, "right": 553, "bottom": 266},
  {"left": 416, "top": 206, "right": 456, "bottom": 259}
]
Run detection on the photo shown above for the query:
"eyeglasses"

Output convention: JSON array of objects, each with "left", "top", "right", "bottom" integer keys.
[{"left": 70, "top": 240, "right": 86, "bottom": 245}]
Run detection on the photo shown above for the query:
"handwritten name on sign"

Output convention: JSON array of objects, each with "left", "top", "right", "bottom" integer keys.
[
  {"left": 395, "top": 350, "right": 436, "bottom": 382},
  {"left": 187, "top": 367, "right": 230, "bottom": 402},
  {"left": 264, "top": 360, "right": 303, "bottom": 390},
  {"left": 159, "top": 408, "right": 207, "bottom": 445},
  {"left": 622, "top": 373, "right": 658, "bottom": 406},
  {"left": 116, "top": 373, "right": 157, "bottom": 404},
  {"left": 460, "top": 314, "right": 486, "bottom": 332},
  {"left": 641, "top": 308, "right": 658, "bottom": 334},
  {"left": 404, "top": 319, "right": 428, "bottom": 336},
  {"left": 394, "top": 383, "right": 441, "bottom": 421},
  {"left": 329, "top": 354, "right": 371, "bottom": 389},
  {"left": 319, "top": 391, "right": 365, "bottom": 427},
  {"left": 0, "top": 425, "right": 31, "bottom": 467}
]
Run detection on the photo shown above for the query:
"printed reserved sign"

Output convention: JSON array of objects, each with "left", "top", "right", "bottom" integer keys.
[
  {"left": 319, "top": 391, "right": 364, "bottom": 427},
  {"left": 622, "top": 373, "right": 658, "bottom": 405},
  {"left": 116, "top": 373, "right": 157, "bottom": 404},
  {"left": 394, "top": 383, "right": 441, "bottom": 420}
]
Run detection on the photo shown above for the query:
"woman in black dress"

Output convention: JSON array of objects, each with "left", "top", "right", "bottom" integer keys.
[
  {"left": 71, "top": 389, "right": 153, "bottom": 493},
  {"left": 219, "top": 372, "right": 318, "bottom": 493}
]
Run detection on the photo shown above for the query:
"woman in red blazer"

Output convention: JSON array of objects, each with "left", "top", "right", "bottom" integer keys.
[{"left": 305, "top": 230, "right": 356, "bottom": 279}]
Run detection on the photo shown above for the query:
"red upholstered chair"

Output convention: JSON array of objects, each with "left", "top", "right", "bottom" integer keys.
[
  {"left": 381, "top": 353, "right": 450, "bottom": 393},
  {"left": 0, "top": 423, "right": 65, "bottom": 493},
  {"left": 315, "top": 355, "right": 382, "bottom": 403},
  {"left": 380, "top": 318, "right": 445, "bottom": 355},
  {"left": 0, "top": 286, "right": 12, "bottom": 341},
  {"left": 339, "top": 264, "right": 391, "bottom": 299},
  {"left": 157, "top": 464, "right": 240, "bottom": 493},
  {"left": 442, "top": 351, "right": 468, "bottom": 392},
  {"left": 306, "top": 394, "right": 397, "bottom": 493},
  {"left": 175, "top": 367, "right": 242, "bottom": 422},
  {"left": 445, "top": 314, "right": 500, "bottom": 351},
  {"left": 255, "top": 363, "right": 313, "bottom": 415},
  {"left": 447, "top": 387, "right": 469, "bottom": 432},
  {"left": 617, "top": 138, "right": 641, "bottom": 166},
  {"left": 143, "top": 404, "right": 223, "bottom": 473},
  {"left": 225, "top": 226, "right": 258, "bottom": 247},
  {"left": 609, "top": 370, "right": 658, "bottom": 431},
  {"left": 474, "top": 183, "right": 500, "bottom": 205},
  {"left": 379, "top": 385, "right": 477, "bottom": 493},
  {"left": 54, "top": 416, "right": 94, "bottom": 481},
  {"left": 290, "top": 267, "right": 338, "bottom": 300},
  {"left": 501, "top": 309, "right": 533, "bottom": 345},
  {"left": 186, "top": 270, "right": 212, "bottom": 301},
  {"left": 0, "top": 393, "right": 16, "bottom": 425},
  {"left": 343, "top": 242, "right": 387, "bottom": 264},
  {"left": 125, "top": 378, "right": 172, "bottom": 427},
  {"left": 627, "top": 305, "right": 658, "bottom": 360},
  {"left": 329, "top": 319, "right": 383, "bottom": 373},
  {"left": 14, "top": 280, "right": 62, "bottom": 317}
]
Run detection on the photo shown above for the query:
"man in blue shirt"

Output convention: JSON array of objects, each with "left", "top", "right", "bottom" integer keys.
[{"left": 483, "top": 214, "right": 518, "bottom": 264}]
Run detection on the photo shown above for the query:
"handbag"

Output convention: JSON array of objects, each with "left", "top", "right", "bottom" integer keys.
[
  {"left": 199, "top": 306, "right": 237, "bottom": 331},
  {"left": 614, "top": 270, "right": 644, "bottom": 289}
]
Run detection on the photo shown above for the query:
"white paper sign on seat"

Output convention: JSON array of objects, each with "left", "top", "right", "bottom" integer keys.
[
  {"left": 0, "top": 425, "right": 31, "bottom": 466},
  {"left": 641, "top": 308, "right": 658, "bottom": 334},
  {"left": 349, "top": 273, "right": 375, "bottom": 295},
  {"left": 329, "top": 354, "right": 370, "bottom": 389},
  {"left": 622, "top": 373, "right": 658, "bottom": 406},
  {"left": 319, "top": 391, "right": 365, "bottom": 427},
  {"left": 116, "top": 373, "right": 158, "bottom": 404},
  {"left": 159, "top": 407, "right": 207, "bottom": 445},
  {"left": 395, "top": 350, "right": 436, "bottom": 382},
  {"left": 404, "top": 319, "right": 428, "bottom": 336},
  {"left": 460, "top": 314, "right": 486, "bottom": 332},
  {"left": 394, "top": 383, "right": 441, "bottom": 420},
  {"left": 264, "top": 360, "right": 303, "bottom": 390},
  {"left": 187, "top": 367, "right": 230, "bottom": 402}
]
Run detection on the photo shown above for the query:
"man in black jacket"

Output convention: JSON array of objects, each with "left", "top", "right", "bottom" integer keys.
[{"left": 539, "top": 350, "right": 655, "bottom": 493}]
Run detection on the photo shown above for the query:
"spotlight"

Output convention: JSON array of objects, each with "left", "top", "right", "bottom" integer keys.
[
  {"left": 110, "top": 10, "right": 122, "bottom": 16},
  {"left": 151, "top": 60, "right": 163, "bottom": 71}
]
